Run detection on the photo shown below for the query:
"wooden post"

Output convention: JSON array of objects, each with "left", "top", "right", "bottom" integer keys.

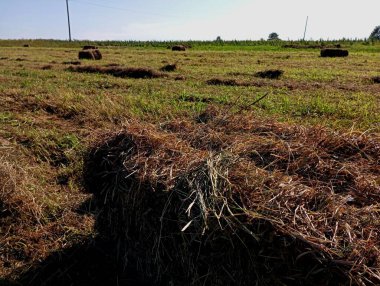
[
  {"left": 66, "top": 0, "right": 72, "bottom": 42},
  {"left": 303, "top": 16, "right": 309, "bottom": 41}
]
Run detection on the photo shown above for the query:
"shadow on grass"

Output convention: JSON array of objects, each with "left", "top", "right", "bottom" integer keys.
[{"left": 5, "top": 199, "right": 152, "bottom": 286}]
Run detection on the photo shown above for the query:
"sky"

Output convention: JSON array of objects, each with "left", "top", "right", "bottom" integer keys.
[{"left": 0, "top": 0, "right": 379, "bottom": 41}]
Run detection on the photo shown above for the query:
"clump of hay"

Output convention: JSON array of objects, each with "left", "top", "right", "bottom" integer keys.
[
  {"left": 172, "top": 45, "right": 186, "bottom": 51},
  {"left": 78, "top": 49, "right": 102, "bottom": 60},
  {"left": 174, "top": 75, "right": 185, "bottom": 81},
  {"left": 206, "top": 78, "right": 246, "bottom": 86},
  {"left": 84, "top": 112, "right": 380, "bottom": 286},
  {"left": 0, "top": 162, "right": 17, "bottom": 218},
  {"left": 160, "top": 63, "right": 177, "bottom": 72},
  {"left": 372, "top": 76, "right": 380, "bottom": 84},
  {"left": 41, "top": 65, "right": 53, "bottom": 70},
  {"left": 320, "top": 49, "right": 349, "bottom": 57},
  {"left": 255, "top": 69, "right": 284, "bottom": 79},
  {"left": 0, "top": 161, "right": 40, "bottom": 221},
  {"left": 68, "top": 65, "right": 166, "bottom": 79},
  {"left": 63, "top": 60, "right": 81, "bottom": 65}
]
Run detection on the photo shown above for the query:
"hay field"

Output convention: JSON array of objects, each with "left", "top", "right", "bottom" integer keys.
[{"left": 0, "top": 40, "right": 379, "bottom": 285}]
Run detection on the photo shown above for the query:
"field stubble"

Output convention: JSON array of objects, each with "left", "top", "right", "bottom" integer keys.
[{"left": 0, "top": 42, "right": 379, "bottom": 285}]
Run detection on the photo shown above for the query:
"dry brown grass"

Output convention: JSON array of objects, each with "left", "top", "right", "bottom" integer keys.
[
  {"left": 0, "top": 141, "right": 93, "bottom": 280},
  {"left": 84, "top": 109, "right": 380, "bottom": 285},
  {"left": 0, "top": 159, "right": 41, "bottom": 223}
]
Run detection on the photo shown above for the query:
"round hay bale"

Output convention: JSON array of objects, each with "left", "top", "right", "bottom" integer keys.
[
  {"left": 23, "top": 44, "right": 30, "bottom": 48},
  {"left": 320, "top": 49, "right": 349, "bottom": 57},
  {"left": 172, "top": 45, "right": 186, "bottom": 51},
  {"left": 78, "top": 49, "right": 102, "bottom": 60},
  {"left": 92, "top": 49, "right": 102, "bottom": 60}
]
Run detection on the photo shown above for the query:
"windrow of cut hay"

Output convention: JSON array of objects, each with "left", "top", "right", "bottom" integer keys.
[
  {"left": 84, "top": 110, "right": 380, "bottom": 286},
  {"left": 68, "top": 65, "right": 166, "bottom": 79}
]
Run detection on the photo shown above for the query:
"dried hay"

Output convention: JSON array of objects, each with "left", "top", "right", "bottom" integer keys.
[
  {"left": 63, "top": 60, "right": 81, "bottom": 65},
  {"left": 160, "top": 63, "right": 177, "bottom": 72},
  {"left": 206, "top": 78, "right": 247, "bottom": 86},
  {"left": 0, "top": 161, "right": 40, "bottom": 221},
  {"left": 372, "top": 76, "right": 380, "bottom": 84},
  {"left": 0, "top": 162, "right": 17, "bottom": 218},
  {"left": 68, "top": 65, "right": 166, "bottom": 79},
  {"left": 172, "top": 45, "right": 186, "bottom": 51},
  {"left": 321, "top": 49, "right": 349, "bottom": 58},
  {"left": 78, "top": 49, "right": 102, "bottom": 60},
  {"left": 174, "top": 75, "right": 186, "bottom": 81},
  {"left": 84, "top": 111, "right": 380, "bottom": 285},
  {"left": 41, "top": 65, "right": 53, "bottom": 70},
  {"left": 255, "top": 69, "right": 284, "bottom": 79}
]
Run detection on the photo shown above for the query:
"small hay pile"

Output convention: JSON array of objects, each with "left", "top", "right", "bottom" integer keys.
[
  {"left": 255, "top": 69, "right": 284, "bottom": 79},
  {"left": 68, "top": 66, "right": 166, "bottom": 79},
  {"left": 206, "top": 78, "right": 247, "bottom": 86},
  {"left": 172, "top": 45, "right": 186, "bottom": 51},
  {"left": 160, "top": 63, "right": 177, "bottom": 72},
  {"left": 78, "top": 49, "right": 102, "bottom": 60},
  {"left": 84, "top": 110, "right": 380, "bottom": 285},
  {"left": 372, "top": 76, "right": 380, "bottom": 84},
  {"left": 321, "top": 49, "right": 349, "bottom": 57}
]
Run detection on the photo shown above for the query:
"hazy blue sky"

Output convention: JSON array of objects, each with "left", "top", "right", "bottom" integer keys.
[{"left": 0, "top": 0, "right": 379, "bottom": 40}]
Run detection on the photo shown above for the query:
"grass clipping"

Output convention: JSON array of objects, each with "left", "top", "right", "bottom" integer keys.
[{"left": 84, "top": 110, "right": 380, "bottom": 285}]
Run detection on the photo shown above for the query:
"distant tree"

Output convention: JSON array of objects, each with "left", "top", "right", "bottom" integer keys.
[
  {"left": 215, "top": 36, "right": 222, "bottom": 42},
  {"left": 369, "top": 26, "right": 380, "bottom": 40},
  {"left": 268, "top": 32, "right": 280, "bottom": 41}
]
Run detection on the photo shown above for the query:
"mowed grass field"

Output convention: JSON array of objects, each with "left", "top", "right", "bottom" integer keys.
[{"left": 0, "top": 40, "right": 379, "bottom": 284}]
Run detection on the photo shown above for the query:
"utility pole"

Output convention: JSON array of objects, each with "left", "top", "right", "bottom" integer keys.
[
  {"left": 66, "top": 0, "right": 72, "bottom": 41},
  {"left": 303, "top": 16, "right": 309, "bottom": 41}
]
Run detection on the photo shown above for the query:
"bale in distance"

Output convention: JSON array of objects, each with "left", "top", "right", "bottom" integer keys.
[
  {"left": 320, "top": 49, "right": 349, "bottom": 57},
  {"left": 172, "top": 45, "right": 186, "bottom": 51},
  {"left": 78, "top": 49, "right": 102, "bottom": 60}
]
